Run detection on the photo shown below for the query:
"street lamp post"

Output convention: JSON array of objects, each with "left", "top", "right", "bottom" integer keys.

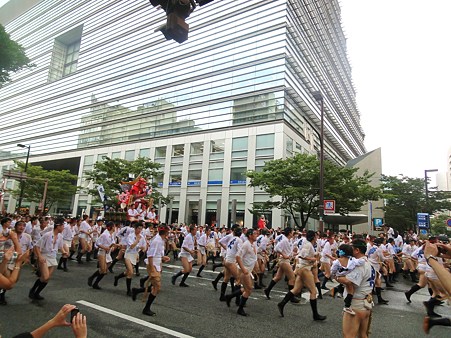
[
  {"left": 312, "top": 91, "right": 325, "bottom": 233},
  {"left": 17, "top": 144, "right": 31, "bottom": 212},
  {"left": 424, "top": 168, "right": 438, "bottom": 213}
]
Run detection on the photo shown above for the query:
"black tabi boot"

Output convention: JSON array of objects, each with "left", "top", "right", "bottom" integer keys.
[
  {"left": 57, "top": 257, "right": 64, "bottom": 270},
  {"left": 316, "top": 282, "right": 323, "bottom": 299},
  {"left": 258, "top": 273, "right": 266, "bottom": 288},
  {"left": 142, "top": 294, "right": 157, "bottom": 316},
  {"left": 86, "top": 252, "right": 92, "bottom": 262},
  {"left": 410, "top": 271, "right": 418, "bottom": 283},
  {"left": 423, "top": 317, "right": 451, "bottom": 334},
  {"left": 68, "top": 250, "right": 75, "bottom": 260},
  {"left": 93, "top": 273, "right": 105, "bottom": 289},
  {"left": 310, "top": 298, "right": 326, "bottom": 321},
  {"left": 180, "top": 273, "right": 190, "bottom": 287},
  {"left": 405, "top": 284, "right": 421, "bottom": 303},
  {"left": 225, "top": 289, "right": 242, "bottom": 308},
  {"left": 423, "top": 298, "right": 442, "bottom": 318},
  {"left": 197, "top": 265, "right": 205, "bottom": 277},
  {"left": 29, "top": 279, "right": 41, "bottom": 299},
  {"left": 140, "top": 276, "right": 149, "bottom": 288},
  {"left": 126, "top": 278, "right": 132, "bottom": 296},
  {"left": 237, "top": 296, "right": 249, "bottom": 316},
  {"left": 34, "top": 281, "right": 48, "bottom": 300},
  {"left": 220, "top": 282, "right": 228, "bottom": 301},
  {"left": 321, "top": 276, "right": 329, "bottom": 290},
  {"left": 0, "top": 289, "right": 6, "bottom": 305},
  {"left": 212, "top": 272, "right": 224, "bottom": 290},
  {"left": 384, "top": 275, "right": 394, "bottom": 287},
  {"left": 277, "top": 291, "right": 294, "bottom": 317},
  {"left": 114, "top": 272, "right": 126, "bottom": 287},
  {"left": 264, "top": 279, "right": 277, "bottom": 300},
  {"left": 88, "top": 270, "right": 100, "bottom": 287},
  {"left": 76, "top": 252, "right": 83, "bottom": 264},
  {"left": 376, "top": 287, "right": 388, "bottom": 305},
  {"left": 132, "top": 287, "right": 146, "bottom": 301},
  {"left": 171, "top": 271, "right": 183, "bottom": 285},
  {"left": 288, "top": 284, "right": 300, "bottom": 303},
  {"left": 230, "top": 277, "right": 236, "bottom": 292},
  {"left": 109, "top": 258, "right": 118, "bottom": 273},
  {"left": 62, "top": 257, "right": 68, "bottom": 271}
]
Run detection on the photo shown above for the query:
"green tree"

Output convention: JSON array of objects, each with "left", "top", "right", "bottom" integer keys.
[
  {"left": 12, "top": 161, "right": 79, "bottom": 213},
  {"left": 430, "top": 214, "right": 449, "bottom": 235},
  {"left": 85, "top": 156, "right": 169, "bottom": 208},
  {"left": 380, "top": 175, "right": 451, "bottom": 233},
  {"left": 246, "top": 153, "right": 380, "bottom": 229},
  {"left": 0, "top": 24, "right": 34, "bottom": 85}
]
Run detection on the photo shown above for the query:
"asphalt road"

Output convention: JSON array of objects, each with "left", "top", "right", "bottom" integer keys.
[{"left": 0, "top": 258, "right": 449, "bottom": 338}]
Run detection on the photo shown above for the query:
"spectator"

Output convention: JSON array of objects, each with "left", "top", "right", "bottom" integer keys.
[{"left": 12, "top": 304, "right": 87, "bottom": 338}]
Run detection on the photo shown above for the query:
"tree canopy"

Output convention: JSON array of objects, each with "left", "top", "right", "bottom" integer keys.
[
  {"left": 381, "top": 174, "right": 451, "bottom": 233},
  {"left": 0, "top": 24, "right": 33, "bottom": 85},
  {"left": 12, "top": 161, "right": 79, "bottom": 214},
  {"left": 246, "top": 153, "right": 380, "bottom": 229},
  {"left": 84, "top": 156, "right": 169, "bottom": 208}
]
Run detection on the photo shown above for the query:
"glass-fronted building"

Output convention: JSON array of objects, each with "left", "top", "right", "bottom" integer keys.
[{"left": 0, "top": 0, "right": 366, "bottom": 228}]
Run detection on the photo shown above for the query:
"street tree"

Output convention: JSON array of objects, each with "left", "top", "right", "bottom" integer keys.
[
  {"left": 430, "top": 213, "right": 449, "bottom": 236},
  {"left": 84, "top": 156, "right": 169, "bottom": 208},
  {"left": 380, "top": 175, "right": 451, "bottom": 233},
  {"left": 12, "top": 161, "right": 79, "bottom": 214},
  {"left": 0, "top": 24, "right": 34, "bottom": 86},
  {"left": 246, "top": 153, "right": 380, "bottom": 229}
]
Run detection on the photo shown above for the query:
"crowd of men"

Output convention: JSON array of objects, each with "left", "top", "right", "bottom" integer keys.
[{"left": 1, "top": 213, "right": 450, "bottom": 337}]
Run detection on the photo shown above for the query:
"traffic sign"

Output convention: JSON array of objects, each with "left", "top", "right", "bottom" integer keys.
[
  {"left": 447, "top": 218, "right": 451, "bottom": 227},
  {"left": 417, "top": 213, "right": 430, "bottom": 229},
  {"left": 324, "top": 200, "right": 335, "bottom": 214},
  {"left": 420, "top": 229, "right": 428, "bottom": 236}
]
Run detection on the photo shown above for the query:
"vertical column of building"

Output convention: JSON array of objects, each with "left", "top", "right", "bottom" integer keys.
[
  {"left": 199, "top": 140, "right": 210, "bottom": 226},
  {"left": 220, "top": 137, "right": 233, "bottom": 227}
]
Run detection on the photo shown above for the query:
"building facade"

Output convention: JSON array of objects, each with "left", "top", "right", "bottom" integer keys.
[{"left": 0, "top": 0, "right": 366, "bottom": 228}]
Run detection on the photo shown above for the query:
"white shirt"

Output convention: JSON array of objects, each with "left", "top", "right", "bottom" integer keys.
[
  {"left": 36, "top": 231, "right": 63, "bottom": 257},
  {"left": 198, "top": 233, "right": 207, "bottom": 247},
  {"left": 344, "top": 257, "right": 375, "bottom": 299},
  {"left": 19, "top": 233, "right": 33, "bottom": 253},
  {"left": 146, "top": 234, "right": 165, "bottom": 271},
  {"left": 96, "top": 230, "right": 115, "bottom": 251},
  {"left": 225, "top": 236, "right": 243, "bottom": 262},
  {"left": 256, "top": 235, "right": 269, "bottom": 253},
  {"left": 237, "top": 240, "right": 257, "bottom": 271},
  {"left": 125, "top": 232, "right": 147, "bottom": 254},
  {"left": 274, "top": 234, "right": 291, "bottom": 257},
  {"left": 181, "top": 233, "right": 195, "bottom": 254}
]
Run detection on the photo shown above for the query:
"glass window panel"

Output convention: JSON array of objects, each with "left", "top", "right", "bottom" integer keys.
[
  {"left": 232, "top": 150, "right": 248, "bottom": 158},
  {"left": 190, "top": 142, "right": 204, "bottom": 155},
  {"left": 111, "top": 151, "right": 121, "bottom": 159},
  {"left": 232, "top": 137, "right": 248, "bottom": 151},
  {"left": 172, "top": 144, "right": 184, "bottom": 157},
  {"left": 188, "top": 169, "right": 202, "bottom": 181},
  {"left": 139, "top": 148, "right": 150, "bottom": 158},
  {"left": 256, "top": 134, "right": 275, "bottom": 148},
  {"left": 84, "top": 155, "right": 94, "bottom": 166},
  {"left": 125, "top": 150, "right": 135, "bottom": 161},
  {"left": 210, "top": 140, "right": 225, "bottom": 153},
  {"left": 97, "top": 153, "right": 107, "bottom": 161},
  {"left": 155, "top": 146, "right": 166, "bottom": 158},
  {"left": 170, "top": 174, "right": 182, "bottom": 184},
  {"left": 256, "top": 149, "right": 274, "bottom": 157},
  {"left": 208, "top": 168, "right": 223, "bottom": 181},
  {"left": 230, "top": 168, "right": 247, "bottom": 182},
  {"left": 209, "top": 162, "right": 224, "bottom": 169},
  {"left": 231, "top": 160, "right": 247, "bottom": 167}
]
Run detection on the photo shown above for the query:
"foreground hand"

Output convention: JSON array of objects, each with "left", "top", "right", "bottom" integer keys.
[
  {"left": 49, "top": 304, "right": 76, "bottom": 327},
  {"left": 71, "top": 312, "right": 87, "bottom": 338},
  {"left": 423, "top": 241, "right": 438, "bottom": 258}
]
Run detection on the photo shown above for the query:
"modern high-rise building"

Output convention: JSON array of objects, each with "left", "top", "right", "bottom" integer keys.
[{"left": 0, "top": 0, "right": 369, "bottom": 229}]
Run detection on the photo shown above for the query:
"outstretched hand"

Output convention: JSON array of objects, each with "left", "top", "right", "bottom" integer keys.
[{"left": 49, "top": 304, "right": 76, "bottom": 327}]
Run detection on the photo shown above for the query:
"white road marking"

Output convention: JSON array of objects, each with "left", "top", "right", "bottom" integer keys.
[{"left": 77, "top": 300, "right": 195, "bottom": 338}]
